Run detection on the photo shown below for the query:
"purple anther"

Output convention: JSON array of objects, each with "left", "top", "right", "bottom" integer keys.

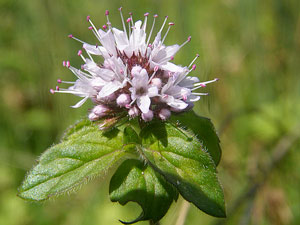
[
  {"left": 63, "top": 61, "right": 66, "bottom": 67},
  {"left": 187, "top": 36, "right": 192, "bottom": 42},
  {"left": 200, "top": 83, "right": 206, "bottom": 87},
  {"left": 196, "top": 53, "right": 200, "bottom": 57},
  {"left": 66, "top": 61, "right": 70, "bottom": 68},
  {"left": 105, "top": 10, "right": 109, "bottom": 16},
  {"left": 126, "top": 18, "right": 132, "bottom": 23},
  {"left": 192, "top": 64, "right": 196, "bottom": 70},
  {"left": 68, "top": 34, "right": 73, "bottom": 38},
  {"left": 81, "top": 65, "right": 84, "bottom": 70},
  {"left": 129, "top": 12, "right": 133, "bottom": 16},
  {"left": 77, "top": 50, "right": 82, "bottom": 56},
  {"left": 215, "top": 78, "right": 220, "bottom": 81},
  {"left": 165, "top": 15, "right": 168, "bottom": 18},
  {"left": 144, "top": 12, "right": 149, "bottom": 17},
  {"left": 154, "top": 14, "right": 158, "bottom": 18},
  {"left": 88, "top": 26, "right": 93, "bottom": 30},
  {"left": 102, "top": 25, "right": 107, "bottom": 30},
  {"left": 170, "top": 56, "right": 174, "bottom": 60},
  {"left": 86, "top": 15, "right": 90, "bottom": 21},
  {"left": 154, "top": 65, "right": 159, "bottom": 72},
  {"left": 148, "top": 44, "right": 152, "bottom": 48},
  {"left": 50, "top": 89, "right": 55, "bottom": 94},
  {"left": 182, "top": 95, "right": 187, "bottom": 101},
  {"left": 56, "top": 86, "right": 59, "bottom": 91},
  {"left": 118, "top": 7, "right": 122, "bottom": 11},
  {"left": 57, "top": 79, "right": 62, "bottom": 83},
  {"left": 169, "top": 22, "right": 175, "bottom": 26}
]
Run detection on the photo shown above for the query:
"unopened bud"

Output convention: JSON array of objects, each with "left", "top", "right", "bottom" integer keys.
[
  {"left": 142, "top": 110, "right": 154, "bottom": 122},
  {"left": 92, "top": 104, "right": 109, "bottom": 117},
  {"left": 151, "top": 78, "right": 162, "bottom": 89},
  {"left": 116, "top": 94, "right": 131, "bottom": 107},
  {"left": 158, "top": 108, "right": 171, "bottom": 121},
  {"left": 128, "top": 106, "right": 139, "bottom": 118},
  {"left": 88, "top": 112, "right": 99, "bottom": 121}
]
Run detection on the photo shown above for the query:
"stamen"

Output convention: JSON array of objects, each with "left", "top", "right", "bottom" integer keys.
[
  {"left": 105, "top": 10, "right": 112, "bottom": 29},
  {"left": 57, "top": 79, "right": 62, "bottom": 83},
  {"left": 192, "top": 92, "right": 209, "bottom": 96},
  {"left": 62, "top": 61, "right": 66, "bottom": 67},
  {"left": 129, "top": 12, "right": 134, "bottom": 27},
  {"left": 118, "top": 7, "right": 128, "bottom": 38},
  {"left": 162, "top": 22, "right": 174, "bottom": 43},
  {"left": 170, "top": 56, "right": 174, "bottom": 60},
  {"left": 189, "top": 64, "right": 196, "bottom": 73},
  {"left": 77, "top": 50, "right": 86, "bottom": 62},
  {"left": 127, "top": 18, "right": 132, "bottom": 37},
  {"left": 188, "top": 54, "right": 200, "bottom": 68},
  {"left": 66, "top": 61, "right": 70, "bottom": 68},
  {"left": 158, "top": 16, "right": 168, "bottom": 34},
  {"left": 148, "top": 66, "right": 159, "bottom": 83},
  {"left": 50, "top": 89, "right": 55, "bottom": 94},
  {"left": 179, "top": 36, "right": 192, "bottom": 48},
  {"left": 102, "top": 25, "right": 107, "bottom": 30},
  {"left": 87, "top": 17, "right": 101, "bottom": 39},
  {"left": 194, "top": 78, "right": 219, "bottom": 87},
  {"left": 146, "top": 14, "right": 158, "bottom": 46},
  {"left": 68, "top": 34, "right": 86, "bottom": 44},
  {"left": 56, "top": 86, "right": 60, "bottom": 91},
  {"left": 142, "top": 12, "right": 149, "bottom": 31}
]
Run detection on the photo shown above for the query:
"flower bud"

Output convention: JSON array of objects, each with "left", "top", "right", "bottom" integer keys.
[
  {"left": 158, "top": 108, "right": 171, "bottom": 120},
  {"left": 142, "top": 110, "right": 154, "bottom": 122},
  {"left": 131, "top": 66, "right": 142, "bottom": 77},
  {"left": 116, "top": 94, "right": 131, "bottom": 107},
  {"left": 151, "top": 78, "right": 162, "bottom": 89},
  {"left": 88, "top": 112, "right": 99, "bottom": 121},
  {"left": 92, "top": 104, "right": 109, "bottom": 117},
  {"left": 128, "top": 106, "right": 139, "bottom": 118}
]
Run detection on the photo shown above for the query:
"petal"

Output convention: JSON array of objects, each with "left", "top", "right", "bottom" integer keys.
[
  {"left": 98, "top": 29, "right": 117, "bottom": 56},
  {"left": 179, "top": 76, "right": 200, "bottom": 87},
  {"left": 188, "top": 95, "right": 201, "bottom": 102},
  {"left": 137, "top": 95, "right": 151, "bottom": 113},
  {"left": 148, "top": 86, "right": 158, "bottom": 97},
  {"left": 167, "top": 99, "right": 188, "bottom": 110},
  {"left": 113, "top": 28, "right": 129, "bottom": 51},
  {"left": 71, "top": 96, "right": 89, "bottom": 108},
  {"left": 83, "top": 43, "right": 107, "bottom": 56},
  {"left": 98, "top": 81, "right": 121, "bottom": 98},
  {"left": 161, "top": 62, "right": 186, "bottom": 73}
]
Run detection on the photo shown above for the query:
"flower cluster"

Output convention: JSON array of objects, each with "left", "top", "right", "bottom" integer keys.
[{"left": 50, "top": 8, "right": 218, "bottom": 123}]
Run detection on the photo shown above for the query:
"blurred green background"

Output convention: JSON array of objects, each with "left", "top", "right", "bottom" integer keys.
[{"left": 1, "top": 0, "right": 299, "bottom": 224}]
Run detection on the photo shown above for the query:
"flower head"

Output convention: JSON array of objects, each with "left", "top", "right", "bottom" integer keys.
[{"left": 50, "top": 8, "right": 218, "bottom": 122}]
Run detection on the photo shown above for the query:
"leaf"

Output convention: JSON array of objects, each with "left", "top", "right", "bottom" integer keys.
[
  {"left": 18, "top": 120, "right": 129, "bottom": 201},
  {"left": 139, "top": 121, "right": 226, "bottom": 218},
  {"left": 171, "top": 111, "right": 222, "bottom": 166},
  {"left": 109, "top": 159, "right": 178, "bottom": 224}
]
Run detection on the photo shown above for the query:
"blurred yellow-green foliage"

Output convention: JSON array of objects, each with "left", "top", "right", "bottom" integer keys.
[{"left": 0, "top": 0, "right": 299, "bottom": 224}]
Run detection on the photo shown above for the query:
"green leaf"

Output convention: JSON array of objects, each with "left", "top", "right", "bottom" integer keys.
[
  {"left": 171, "top": 111, "right": 222, "bottom": 166},
  {"left": 18, "top": 120, "right": 129, "bottom": 201},
  {"left": 109, "top": 159, "right": 178, "bottom": 224},
  {"left": 139, "top": 121, "right": 226, "bottom": 218}
]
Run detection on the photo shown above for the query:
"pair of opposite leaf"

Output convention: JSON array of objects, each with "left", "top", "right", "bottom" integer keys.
[{"left": 18, "top": 111, "right": 226, "bottom": 224}]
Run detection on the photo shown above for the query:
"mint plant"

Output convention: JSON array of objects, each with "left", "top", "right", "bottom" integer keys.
[{"left": 18, "top": 8, "right": 225, "bottom": 224}]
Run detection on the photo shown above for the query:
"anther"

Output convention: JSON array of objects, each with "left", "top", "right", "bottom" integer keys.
[
  {"left": 88, "top": 26, "right": 93, "bottom": 30},
  {"left": 50, "top": 89, "right": 55, "bottom": 94},
  {"left": 105, "top": 10, "right": 109, "bottom": 16},
  {"left": 154, "top": 65, "right": 159, "bottom": 72},
  {"left": 126, "top": 18, "right": 132, "bottom": 23},
  {"left": 118, "top": 7, "right": 122, "bottom": 11},
  {"left": 102, "top": 25, "right": 107, "bottom": 30},
  {"left": 170, "top": 56, "right": 174, "bottom": 60},
  {"left": 66, "top": 61, "right": 70, "bottom": 68},
  {"left": 154, "top": 14, "right": 158, "bottom": 18},
  {"left": 144, "top": 12, "right": 149, "bottom": 17},
  {"left": 57, "top": 79, "right": 62, "bottom": 83},
  {"left": 56, "top": 86, "right": 60, "bottom": 91},
  {"left": 77, "top": 50, "right": 82, "bottom": 56},
  {"left": 68, "top": 34, "right": 73, "bottom": 38},
  {"left": 86, "top": 16, "right": 90, "bottom": 21},
  {"left": 192, "top": 64, "right": 196, "bottom": 70},
  {"left": 168, "top": 22, "right": 175, "bottom": 26},
  {"left": 62, "top": 61, "right": 66, "bottom": 67},
  {"left": 188, "top": 36, "right": 192, "bottom": 42}
]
